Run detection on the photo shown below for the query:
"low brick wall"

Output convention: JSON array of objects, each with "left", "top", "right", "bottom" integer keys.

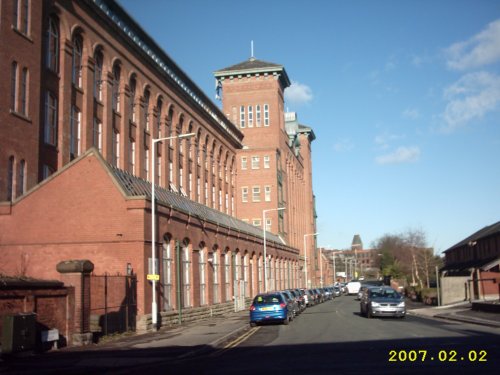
[
  {"left": 137, "top": 299, "right": 252, "bottom": 332},
  {"left": 0, "top": 277, "right": 74, "bottom": 350}
]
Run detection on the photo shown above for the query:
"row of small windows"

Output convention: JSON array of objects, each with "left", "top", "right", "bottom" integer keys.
[
  {"left": 6, "top": 156, "right": 26, "bottom": 201},
  {"left": 241, "top": 155, "right": 271, "bottom": 170},
  {"left": 234, "top": 104, "right": 269, "bottom": 128},
  {"left": 241, "top": 186, "right": 272, "bottom": 203}
]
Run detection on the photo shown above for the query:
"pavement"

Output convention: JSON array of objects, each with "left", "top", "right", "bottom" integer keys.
[
  {"left": 406, "top": 300, "right": 500, "bottom": 327},
  {"left": 1, "top": 299, "right": 499, "bottom": 374}
]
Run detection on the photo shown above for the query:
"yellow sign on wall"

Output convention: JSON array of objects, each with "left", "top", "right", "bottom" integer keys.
[{"left": 147, "top": 274, "right": 160, "bottom": 281}]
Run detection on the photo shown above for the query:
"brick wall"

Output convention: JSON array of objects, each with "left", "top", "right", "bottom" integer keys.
[{"left": 0, "top": 279, "right": 74, "bottom": 349}]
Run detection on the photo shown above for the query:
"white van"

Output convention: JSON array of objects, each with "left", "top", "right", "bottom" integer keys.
[{"left": 346, "top": 281, "right": 361, "bottom": 295}]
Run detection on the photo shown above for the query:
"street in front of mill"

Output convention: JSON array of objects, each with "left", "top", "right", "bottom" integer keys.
[{"left": 2, "top": 295, "right": 498, "bottom": 374}]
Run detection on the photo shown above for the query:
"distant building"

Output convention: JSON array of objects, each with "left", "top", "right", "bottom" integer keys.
[{"left": 321, "top": 236, "right": 380, "bottom": 283}]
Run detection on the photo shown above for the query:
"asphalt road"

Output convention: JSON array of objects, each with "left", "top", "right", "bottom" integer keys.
[
  {"left": 171, "top": 296, "right": 500, "bottom": 375},
  {"left": 3, "top": 297, "right": 499, "bottom": 374}
]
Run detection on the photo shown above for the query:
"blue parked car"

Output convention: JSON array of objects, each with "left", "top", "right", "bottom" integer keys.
[{"left": 249, "top": 292, "right": 294, "bottom": 327}]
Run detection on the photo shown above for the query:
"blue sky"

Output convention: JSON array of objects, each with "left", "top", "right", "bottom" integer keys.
[{"left": 118, "top": 0, "right": 500, "bottom": 254}]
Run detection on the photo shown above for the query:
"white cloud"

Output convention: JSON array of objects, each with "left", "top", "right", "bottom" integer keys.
[
  {"left": 374, "top": 133, "right": 404, "bottom": 150},
  {"left": 442, "top": 71, "right": 500, "bottom": 131},
  {"left": 445, "top": 19, "right": 500, "bottom": 70},
  {"left": 376, "top": 146, "right": 421, "bottom": 165},
  {"left": 333, "top": 139, "right": 354, "bottom": 153},
  {"left": 284, "top": 80, "right": 313, "bottom": 105},
  {"left": 402, "top": 108, "right": 420, "bottom": 120}
]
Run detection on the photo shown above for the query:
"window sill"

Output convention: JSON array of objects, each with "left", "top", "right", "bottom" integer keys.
[
  {"left": 10, "top": 110, "right": 32, "bottom": 124},
  {"left": 73, "top": 85, "right": 84, "bottom": 95},
  {"left": 11, "top": 26, "right": 33, "bottom": 43}
]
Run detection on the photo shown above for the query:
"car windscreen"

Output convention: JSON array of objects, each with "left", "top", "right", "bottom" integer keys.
[
  {"left": 370, "top": 289, "right": 401, "bottom": 299},
  {"left": 253, "top": 294, "right": 283, "bottom": 304}
]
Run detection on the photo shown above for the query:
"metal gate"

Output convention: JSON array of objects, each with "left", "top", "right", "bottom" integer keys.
[{"left": 90, "top": 274, "right": 137, "bottom": 336}]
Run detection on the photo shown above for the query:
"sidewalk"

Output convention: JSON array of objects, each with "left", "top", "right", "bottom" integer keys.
[
  {"left": 406, "top": 301, "right": 500, "bottom": 328},
  {"left": 0, "top": 309, "right": 251, "bottom": 374}
]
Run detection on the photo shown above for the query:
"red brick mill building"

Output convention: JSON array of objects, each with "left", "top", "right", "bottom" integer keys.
[{"left": 0, "top": 0, "right": 317, "bottom": 346}]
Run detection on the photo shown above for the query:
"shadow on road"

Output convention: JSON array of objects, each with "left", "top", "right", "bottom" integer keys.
[{"left": 2, "top": 329, "right": 498, "bottom": 375}]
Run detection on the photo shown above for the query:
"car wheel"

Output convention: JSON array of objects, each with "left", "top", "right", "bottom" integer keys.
[{"left": 250, "top": 322, "right": 257, "bottom": 327}]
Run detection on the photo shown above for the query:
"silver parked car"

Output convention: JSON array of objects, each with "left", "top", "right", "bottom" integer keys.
[{"left": 360, "top": 286, "right": 406, "bottom": 319}]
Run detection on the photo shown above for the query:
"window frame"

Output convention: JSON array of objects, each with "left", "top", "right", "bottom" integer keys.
[
  {"left": 46, "top": 17, "right": 59, "bottom": 72},
  {"left": 11, "top": 62, "right": 18, "bottom": 112},
  {"left": 252, "top": 186, "right": 261, "bottom": 202},
  {"left": 241, "top": 187, "right": 248, "bottom": 202},
  {"left": 239, "top": 105, "right": 245, "bottom": 128},
  {"left": 93, "top": 50, "right": 103, "bottom": 101},
  {"left": 247, "top": 105, "right": 253, "bottom": 127},
  {"left": 251, "top": 156, "right": 260, "bottom": 169},
  {"left": 264, "top": 104, "right": 270, "bottom": 126},
  {"left": 71, "top": 34, "right": 83, "bottom": 88},
  {"left": 20, "top": 68, "right": 28, "bottom": 116},
  {"left": 44, "top": 91, "right": 58, "bottom": 146}
]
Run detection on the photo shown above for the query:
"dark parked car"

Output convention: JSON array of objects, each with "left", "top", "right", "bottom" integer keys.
[
  {"left": 249, "top": 292, "right": 294, "bottom": 326},
  {"left": 281, "top": 290, "right": 300, "bottom": 317},
  {"left": 360, "top": 286, "right": 406, "bottom": 319},
  {"left": 288, "top": 289, "right": 306, "bottom": 312}
]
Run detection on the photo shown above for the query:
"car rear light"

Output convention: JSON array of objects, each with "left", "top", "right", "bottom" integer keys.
[
  {"left": 249, "top": 305, "right": 256, "bottom": 311},
  {"left": 280, "top": 302, "right": 286, "bottom": 308}
]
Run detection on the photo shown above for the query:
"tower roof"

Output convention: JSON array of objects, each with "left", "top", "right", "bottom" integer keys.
[
  {"left": 214, "top": 57, "right": 291, "bottom": 88},
  {"left": 352, "top": 234, "right": 363, "bottom": 250}
]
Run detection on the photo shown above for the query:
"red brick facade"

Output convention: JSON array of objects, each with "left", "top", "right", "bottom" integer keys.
[
  {"left": 0, "top": 0, "right": 316, "bottom": 332},
  {"left": 215, "top": 59, "right": 318, "bottom": 288}
]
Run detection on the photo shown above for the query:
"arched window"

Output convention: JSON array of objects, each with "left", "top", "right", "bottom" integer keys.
[
  {"left": 212, "top": 247, "right": 220, "bottom": 304},
  {"left": 112, "top": 63, "right": 120, "bottom": 112},
  {"left": 162, "top": 235, "right": 173, "bottom": 310},
  {"left": 46, "top": 17, "right": 59, "bottom": 72},
  {"left": 129, "top": 76, "right": 136, "bottom": 122},
  {"left": 143, "top": 89, "right": 150, "bottom": 131},
  {"left": 244, "top": 253, "right": 249, "bottom": 297},
  {"left": 71, "top": 34, "right": 83, "bottom": 87},
  {"left": 224, "top": 251, "right": 231, "bottom": 301},
  {"left": 93, "top": 49, "right": 103, "bottom": 101},
  {"left": 182, "top": 241, "right": 191, "bottom": 308},
  {"left": 156, "top": 97, "right": 163, "bottom": 138},
  {"left": 199, "top": 249, "right": 207, "bottom": 306}
]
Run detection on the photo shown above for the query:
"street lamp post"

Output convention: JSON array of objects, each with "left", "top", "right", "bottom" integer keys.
[
  {"left": 303, "top": 233, "right": 319, "bottom": 289},
  {"left": 263, "top": 207, "right": 286, "bottom": 293},
  {"left": 151, "top": 132, "right": 195, "bottom": 328}
]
